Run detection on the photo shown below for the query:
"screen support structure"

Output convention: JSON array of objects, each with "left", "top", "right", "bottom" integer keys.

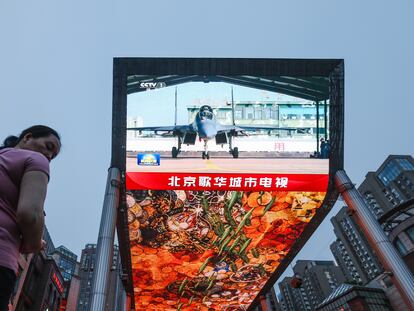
[
  {"left": 316, "top": 101, "right": 320, "bottom": 154},
  {"left": 259, "top": 295, "right": 269, "bottom": 311},
  {"left": 90, "top": 167, "right": 121, "bottom": 311},
  {"left": 335, "top": 170, "right": 414, "bottom": 307},
  {"left": 324, "top": 100, "right": 328, "bottom": 141}
]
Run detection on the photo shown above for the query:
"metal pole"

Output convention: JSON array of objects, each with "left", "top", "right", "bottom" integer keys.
[
  {"left": 90, "top": 167, "right": 121, "bottom": 311},
  {"left": 231, "top": 86, "right": 235, "bottom": 125},
  {"left": 316, "top": 101, "right": 320, "bottom": 154},
  {"left": 324, "top": 100, "right": 327, "bottom": 141},
  {"left": 120, "top": 289, "right": 127, "bottom": 311},
  {"left": 335, "top": 170, "right": 414, "bottom": 307},
  {"left": 174, "top": 86, "right": 178, "bottom": 126}
]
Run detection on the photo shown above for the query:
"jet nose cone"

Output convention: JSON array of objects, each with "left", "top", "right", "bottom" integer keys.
[{"left": 197, "top": 118, "right": 217, "bottom": 140}]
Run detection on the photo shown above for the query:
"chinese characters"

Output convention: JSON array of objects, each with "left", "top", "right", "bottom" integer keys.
[{"left": 168, "top": 175, "right": 289, "bottom": 189}]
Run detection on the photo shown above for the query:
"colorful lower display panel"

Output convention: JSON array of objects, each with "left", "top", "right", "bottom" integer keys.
[{"left": 127, "top": 180, "right": 327, "bottom": 310}]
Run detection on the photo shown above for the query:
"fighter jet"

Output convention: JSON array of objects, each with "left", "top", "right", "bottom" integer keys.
[{"left": 128, "top": 105, "right": 310, "bottom": 159}]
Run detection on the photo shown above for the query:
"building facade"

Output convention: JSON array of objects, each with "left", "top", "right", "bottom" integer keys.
[
  {"left": 64, "top": 273, "right": 81, "bottom": 311},
  {"left": 52, "top": 245, "right": 78, "bottom": 282},
  {"left": 13, "top": 252, "right": 65, "bottom": 311},
  {"left": 51, "top": 245, "right": 80, "bottom": 311},
  {"left": 76, "top": 244, "right": 125, "bottom": 311},
  {"left": 264, "top": 287, "right": 281, "bottom": 311},
  {"left": 330, "top": 155, "right": 414, "bottom": 310},
  {"left": 187, "top": 100, "right": 328, "bottom": 138},
  {"left": 43, "top": 226, "right": 56, "bottom": 256},
  {"left": 293, "top": 260, "right": 345, "bottom": 310},
  {"left": 316, "top": 283, "right": 392, "bottom": 311},
  {"left": 276, "top": 260, "right": 345, "bottom": 311},
  {"left": 330, "top": 206, "right": 383, "bottom": 285},
  {"left": 362, "top": 156, "right": 414, "bottom": 273},
  {"left": 278, "top": 276, "right": 311, "bottom": 311},
  {"left": 359, "top": 156, "right": 414, "bottom": 216},
  {"left": 10, "top": 227, "right": 60, "bottom": 310},
  {"left": 253, "top": 286, "right": 281, "bottom": 311}
]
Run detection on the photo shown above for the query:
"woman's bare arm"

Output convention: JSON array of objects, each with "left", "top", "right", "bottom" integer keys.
[{"left": 16, "top": 171, "right": 48, "bottom": 253}]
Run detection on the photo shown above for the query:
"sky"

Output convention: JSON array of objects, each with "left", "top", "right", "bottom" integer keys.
[{"left": 1, "top": 0, "right": 413, "bottom": 296}]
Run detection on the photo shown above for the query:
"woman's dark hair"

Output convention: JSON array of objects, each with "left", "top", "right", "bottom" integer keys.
[{"left": 1, "top": 125, "right": 60, "bottom": 149}]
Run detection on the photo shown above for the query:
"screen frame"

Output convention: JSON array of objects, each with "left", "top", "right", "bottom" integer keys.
[{"left": 112, "top": 57, "right": 344, "bottom": 310}]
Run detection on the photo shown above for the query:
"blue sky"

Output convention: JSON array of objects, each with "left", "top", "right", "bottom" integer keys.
[{"left": 1, "top": 0, "right": 413, "bottom": 295}]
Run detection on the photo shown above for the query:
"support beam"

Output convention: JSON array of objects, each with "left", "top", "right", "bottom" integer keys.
[
  {"left": 125, "top": 293, "right": 132, "bottom": 311},
  {"left": 316, "top": 101, "right": 320, "bottom": 154},
  {"left": 259, "top": 295, "right": 269, "bottom": 311},
  {"left": 335, "top": 170, "right": 414, "bottom": 308},
  {"left": 324, "top": 99, "right": 328, "bottom": 140},
  {"left": 90, "top": 167, "right": 121, "bottom": 311}
]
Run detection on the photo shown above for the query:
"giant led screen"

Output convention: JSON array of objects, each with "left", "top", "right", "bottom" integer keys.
[{"left": 123, "top": 72, "right": 333, "bottom": 310}]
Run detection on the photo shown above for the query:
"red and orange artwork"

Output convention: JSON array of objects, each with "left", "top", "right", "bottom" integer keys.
[{"left": 127, "top": 190, "right": 325, "bottom": 310}]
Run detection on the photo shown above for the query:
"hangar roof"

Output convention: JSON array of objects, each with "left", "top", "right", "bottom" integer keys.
[{"left": 127, "top": 74, "right": 330, "bottom": 102}]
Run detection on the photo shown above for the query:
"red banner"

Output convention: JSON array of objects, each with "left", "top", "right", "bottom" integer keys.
[{"left": 126, "top": 172, "right": 328, "bottom": 191}]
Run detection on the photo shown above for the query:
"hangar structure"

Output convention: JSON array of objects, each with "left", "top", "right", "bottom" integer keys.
[{"left": 126, "top": 74, "right": 330, "bottom": 102}]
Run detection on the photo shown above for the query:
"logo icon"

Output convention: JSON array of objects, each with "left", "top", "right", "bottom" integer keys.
[
  {"left": 139, "top": 82, "right": 166, "bottom": 90},
  {"left": 137, "top": 153, "right": 161, "bottom": 166}
]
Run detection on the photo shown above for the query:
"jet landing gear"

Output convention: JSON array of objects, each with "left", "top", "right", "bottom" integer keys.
[
  {"left": 202, "top": 140, "right": 210, "bottom": 160},
  {"left": 230, "top": 147, "right": 239, "bottom": 158},
  {"left": 172, "top": 147, "right": 179, "bottom": 158},
  {"left": 172, "top": 137, "right": 182, "bottom": 158},
  {"left": 228, "top": 136, "right": 239, "bottom": 158}
]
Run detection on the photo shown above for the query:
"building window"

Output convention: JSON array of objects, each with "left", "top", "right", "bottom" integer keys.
[
  {"left": 263, "top": 107, "right": 271, "bottom": 119},
  {"left": 394, "top": 237, "right": 408, "bottom": 256},
  {"left": 406, "top": 226, "right": 414, "bottom": 243},
  {"left": 271, "top": 107, "right": 278, "bottom": 119},
  {"left": 395, "top": 158, "right": 414, "bottom": 170},
  {"left": 216, "top": 110, "right": 227, "bottom": 119},
  {"left": 235, "top": 107, "right": 243, "bottom": 119},
  {"left": 378, "top": 158, "right": 414, "bottom": 186},
  {"left": 245, "top": 107, "right": 254, "bottom": 119},
  {"left": 254, "top": 107, "right": 263, "bottom": 119}
]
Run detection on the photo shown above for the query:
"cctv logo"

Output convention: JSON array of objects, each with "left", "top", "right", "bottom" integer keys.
[{"left": 139, "top": 82, "right": 167, "bottom": 89}]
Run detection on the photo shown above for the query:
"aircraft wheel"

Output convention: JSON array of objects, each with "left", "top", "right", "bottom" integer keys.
[
  {"left": 206, "top": 153, "right": 210, "bottom": 160},
  {"left": 232, "top": 147, "right": 239, "bottom": 158},
  {"left": 172, "top": 147, "right": 178, "bottom": 158},
  {"left": 202, "top": 152, "right": 206, "bottom": 159}
]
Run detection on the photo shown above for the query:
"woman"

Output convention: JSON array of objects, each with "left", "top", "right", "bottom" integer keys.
[{"left": 0, "top": 125, "right": 61, "bottom": 310}]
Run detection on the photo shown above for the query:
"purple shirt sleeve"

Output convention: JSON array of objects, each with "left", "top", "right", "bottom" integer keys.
[{"left": 24, "top": 152, "right": 50, "bottom": 180}]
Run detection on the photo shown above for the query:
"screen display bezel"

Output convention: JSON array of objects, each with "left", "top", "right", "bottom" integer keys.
[{"left": 112, "top": 58, "right": 344, "bottom": 310}]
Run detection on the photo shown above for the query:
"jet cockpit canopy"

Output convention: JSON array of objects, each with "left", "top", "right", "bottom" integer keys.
[{"left": 199, "top": 105, "right": 214, "bottom": 120}]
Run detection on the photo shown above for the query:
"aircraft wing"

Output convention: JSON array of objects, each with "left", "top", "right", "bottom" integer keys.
[
  {"left": 127, "top": 124, "right": 194, "bottom": 135},
  {"left": 217, "top": 124, "right": 311, "bottom": 135}
]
